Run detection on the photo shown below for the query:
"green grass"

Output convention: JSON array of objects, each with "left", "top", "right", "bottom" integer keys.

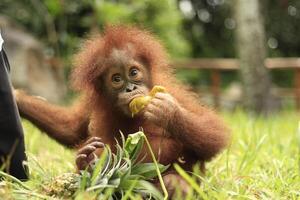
[{"left": 1, "top": 110, "right": 300, "bottom": 199}]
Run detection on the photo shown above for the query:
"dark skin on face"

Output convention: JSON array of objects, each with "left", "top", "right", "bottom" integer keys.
[{"left": 101, "top": 49, "right": 151, "bottom": 116}]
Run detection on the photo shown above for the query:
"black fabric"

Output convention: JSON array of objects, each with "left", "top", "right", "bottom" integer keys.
[{"left": 0, "top": 49, "right": 28, "bottom": 180}]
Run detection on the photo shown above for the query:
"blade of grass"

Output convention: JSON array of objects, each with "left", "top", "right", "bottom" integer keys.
[
  {"left": 0, "top": 171, "right": 30, "bottom": 190},
  {"left": 174, "top": 163, "right": 209, "bottom": 200},
  {"left": 143, "top": 134, "right": 168, "bottom": 200},
  {"left": 297, "top": 121, "right": 300, "bottom": 174},
  {"left": 13, "top": 190, "right": 52, "bottom": 199}
]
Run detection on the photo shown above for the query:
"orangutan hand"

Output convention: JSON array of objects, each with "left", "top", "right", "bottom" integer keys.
[
  {"left": 76, "top": 137, "right": 104, "bottom": 171},
  {"left": 143, "top": 93, "right": 183, "bottom": 129}
]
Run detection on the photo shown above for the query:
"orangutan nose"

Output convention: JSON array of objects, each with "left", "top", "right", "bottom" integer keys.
[{"left": 126, "top": 84, "right": 137, "bottom": 93}]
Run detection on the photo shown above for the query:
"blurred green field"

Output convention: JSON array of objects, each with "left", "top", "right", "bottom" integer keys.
[{"left": 1, "top": 111, "right": 300, "bottom": 199}]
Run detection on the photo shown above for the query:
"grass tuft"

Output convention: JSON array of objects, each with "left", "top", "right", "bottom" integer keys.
[{"left": 0, "top": 111, "right": 299, "bottom": 199}]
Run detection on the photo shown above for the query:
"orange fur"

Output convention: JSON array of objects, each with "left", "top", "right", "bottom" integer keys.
[{"left": 16, "top": 25, "right": 230, "bottom": 173}]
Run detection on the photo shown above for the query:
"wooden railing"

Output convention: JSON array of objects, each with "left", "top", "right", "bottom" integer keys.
[{"left": 172, "top": 58, "right": 300, "bottom": 110}]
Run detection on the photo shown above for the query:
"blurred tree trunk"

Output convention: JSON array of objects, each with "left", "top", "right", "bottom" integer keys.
[{"left": 234, "top": 0, "right": 275, "bottom": 114}]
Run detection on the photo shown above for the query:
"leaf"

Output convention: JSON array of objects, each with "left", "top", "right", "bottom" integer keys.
[
  {"left": 135, "top": 180, "right": 164, "bottom": 200},
  {"left": 129, "top": 136, "right": 144, "bottom": 162},
  {"left": 77, "top": 170, "right": 91, "bottom": 192},
  {"left": 76, "top": 130, "right": 168, "bottom": 199},
  {"left": 91, "top": 147, "right": 109, "bottom": 186},
  {"left": 108, "top": 177, "right": 121, "bottom": 186},
  {"left": 124, "top": 131, "right": 145, "bottom": 155},
  {"left": 122, "top": 179, "right": 138, "bottom": 200},
  {"left": 127, "top": 131, "right": 144, "bottom": 145},
  {"left": 86, "top": 183, "right": 117, "bottom": 192},
  {"left": 132, "top": 163, "right": 169, "bottom": 179},
  {"left": 100, "top": 147, "right": 113, "bottom": 178},
  {"left": 119, "top": 179, "right": 139, "bottom": 191}
]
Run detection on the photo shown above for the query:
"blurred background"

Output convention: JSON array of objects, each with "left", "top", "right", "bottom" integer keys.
[{"left": 0, "top": 0, "right": 299, "bottom": 114}]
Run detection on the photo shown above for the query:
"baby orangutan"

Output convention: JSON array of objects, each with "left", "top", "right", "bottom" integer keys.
[{"left": 15, "top": 26, "right": 230, "bottom": 197}]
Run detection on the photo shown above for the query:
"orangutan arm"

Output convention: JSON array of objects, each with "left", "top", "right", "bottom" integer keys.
[
  {"left": 168, "top": 107, "right": 229, "bottom": 160},
  {"left": 15, "top": 90, "right": 89, "bottom": 147},
  {"left": 143, "top": 92, "right": 230, "bottom": 161}
]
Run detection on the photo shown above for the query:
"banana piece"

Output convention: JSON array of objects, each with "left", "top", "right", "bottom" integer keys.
[{"left": 129, "top": 86, "right": 166, "bottom": 117}]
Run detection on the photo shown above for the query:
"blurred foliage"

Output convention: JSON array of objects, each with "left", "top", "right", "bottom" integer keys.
[
  {"left": 264, "top": 0, "right": 300, "bottom": 57},
  {"left": 179, "top": 0, "right": 300, "bottom": 88},
  {"left": 180, "top": 0, "right": 234, "bottom": 58},
  {"left": 180, "top": 0, "right": 300, "bottom": 58},
  {"left": 0, "top": 0, "right": 190, "bottom": 59},
  {"left": 0, "top": 0, "right": 300, "bottom": 89}
]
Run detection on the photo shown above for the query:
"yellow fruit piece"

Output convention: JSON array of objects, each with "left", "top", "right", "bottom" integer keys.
[
  {"left": 129, "top": 96, "right": 152, "bottom": 117},
  {"left": 129, "top": 86, "right": 166, "bottom": 117},
  {"left": 149, "top": 86, "right": 166, "bottom": 97}
]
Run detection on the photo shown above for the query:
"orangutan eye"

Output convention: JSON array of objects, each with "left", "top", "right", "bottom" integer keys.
[
  {"left": 112, "top": 74, "right": 122, "bottom": 83},
  {"left": 129, "top": 67, "right": 139, "bottom": 77}
]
